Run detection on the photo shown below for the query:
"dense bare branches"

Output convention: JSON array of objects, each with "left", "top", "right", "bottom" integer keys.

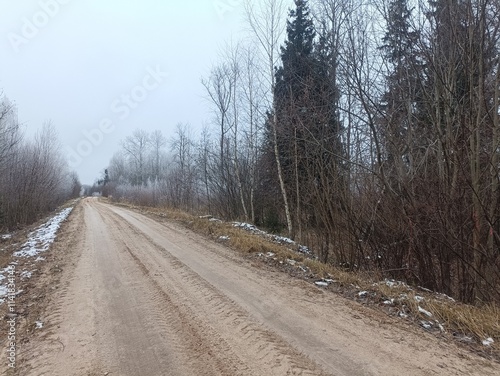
[
  {"left": 0, "top": 111, "right": 77, "bottom": 229},
  {"left": 103, "top": 0, "right": 500, "bottom": 303}
]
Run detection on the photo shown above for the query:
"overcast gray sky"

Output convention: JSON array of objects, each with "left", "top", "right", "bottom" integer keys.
[{"left": 0, "top": 0, "right": 265, "bottom": 185}]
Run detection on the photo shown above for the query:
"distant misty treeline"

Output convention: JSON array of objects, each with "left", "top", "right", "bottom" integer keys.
[
  {"left": 99, "top": 0, "right": 500, "bottom": 304},
  {"left": 0, "top": 95, "right": 81, "bottom": 229}
]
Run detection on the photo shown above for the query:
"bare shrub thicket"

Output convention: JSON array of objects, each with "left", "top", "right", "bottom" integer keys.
[{"left": 0, "top": 95, "right": 80, "bottom": 229}]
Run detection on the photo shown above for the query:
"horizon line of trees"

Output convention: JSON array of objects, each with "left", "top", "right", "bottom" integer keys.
[{"left": 100, "top": 0, "right": 500, "bottom": 304}]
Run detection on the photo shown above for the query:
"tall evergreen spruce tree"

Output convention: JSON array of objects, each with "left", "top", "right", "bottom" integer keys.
[
  {"left": 274, "top": 0, "right": 317, "bottom": 208},
  {"left": 378, "top": 0, "right": 422, "bottom": 185},
  {"left": 271, "top": 0, "right": 344, "bottom": 252}
]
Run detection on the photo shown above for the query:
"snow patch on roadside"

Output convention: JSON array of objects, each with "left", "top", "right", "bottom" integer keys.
[
  {"left": 232, "top": 221, "right": 313, "bottom": 256},
  {"left": 418, "top": 306, "right": 433, "bottom": 317},
  {"left": 384, "top": 279, "right": 410, "bottom": 289},
  {"left": 482, "top": 337, "right": 494, "bottom": 346},
  {"left": 233, "top": 222, "right": 266, "bottom": 235},
  {"left": 13, "top": 207, "right": 73, "bottom": 258},
  {"left": 20, "top": 270, "right": 33, "bottom": 279},
  {"left": 314, "top": 281, "right": 329, "bottom": 287},
  {"left": 0, "top": 207, "right": 73, "bottom": 304}
]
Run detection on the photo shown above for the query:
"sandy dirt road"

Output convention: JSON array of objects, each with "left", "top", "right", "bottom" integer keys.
[{"left": 14, "top": 198, "right": 499, "bottom": 375}]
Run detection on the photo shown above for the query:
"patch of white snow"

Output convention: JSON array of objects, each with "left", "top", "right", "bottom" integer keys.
[
  {"left": 414, "top": 295, "right": 425, "bottom": 303},
  {"left": 315, "top": 281, "right": 328, "bottom": 287},
  {"left": 482, "top": 337, "right": 494, "bottom": 346},
  {"left": 420, "top": 320, "right": 432, "bottom": 329},
  {"left": 437, "top": 322, "right": 445, "bottom": 332},
  {"left": 418, "top": 306, "right": 432, "bottom": 317},
  {"left": 20, "top": 270, "right": 32, "bottom": 279},
  {"left": 13, "top": 207, "right": 73, "bottom": 258}
]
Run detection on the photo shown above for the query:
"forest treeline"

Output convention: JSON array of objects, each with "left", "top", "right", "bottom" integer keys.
[
  {"left": 101, "top": 0, "right": 500, "bottom": 304},
  {"left": 0, "top": 95, "right": 81, "bottom": 229}
]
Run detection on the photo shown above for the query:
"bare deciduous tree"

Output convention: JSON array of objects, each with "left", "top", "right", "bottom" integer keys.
[
  {"left": 245, "top": 0, "right": 293, "bottom": 236},
  {"left": 121, "top": 129, "right": 150, "bottom": 186}
]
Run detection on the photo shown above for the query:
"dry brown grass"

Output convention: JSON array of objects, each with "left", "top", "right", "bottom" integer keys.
[
  {"left": 107, "top": 199, "right": 500, "bottom": 356},
  {"left": 427, "top": 300, "right": 500, "bottom": 342}
]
